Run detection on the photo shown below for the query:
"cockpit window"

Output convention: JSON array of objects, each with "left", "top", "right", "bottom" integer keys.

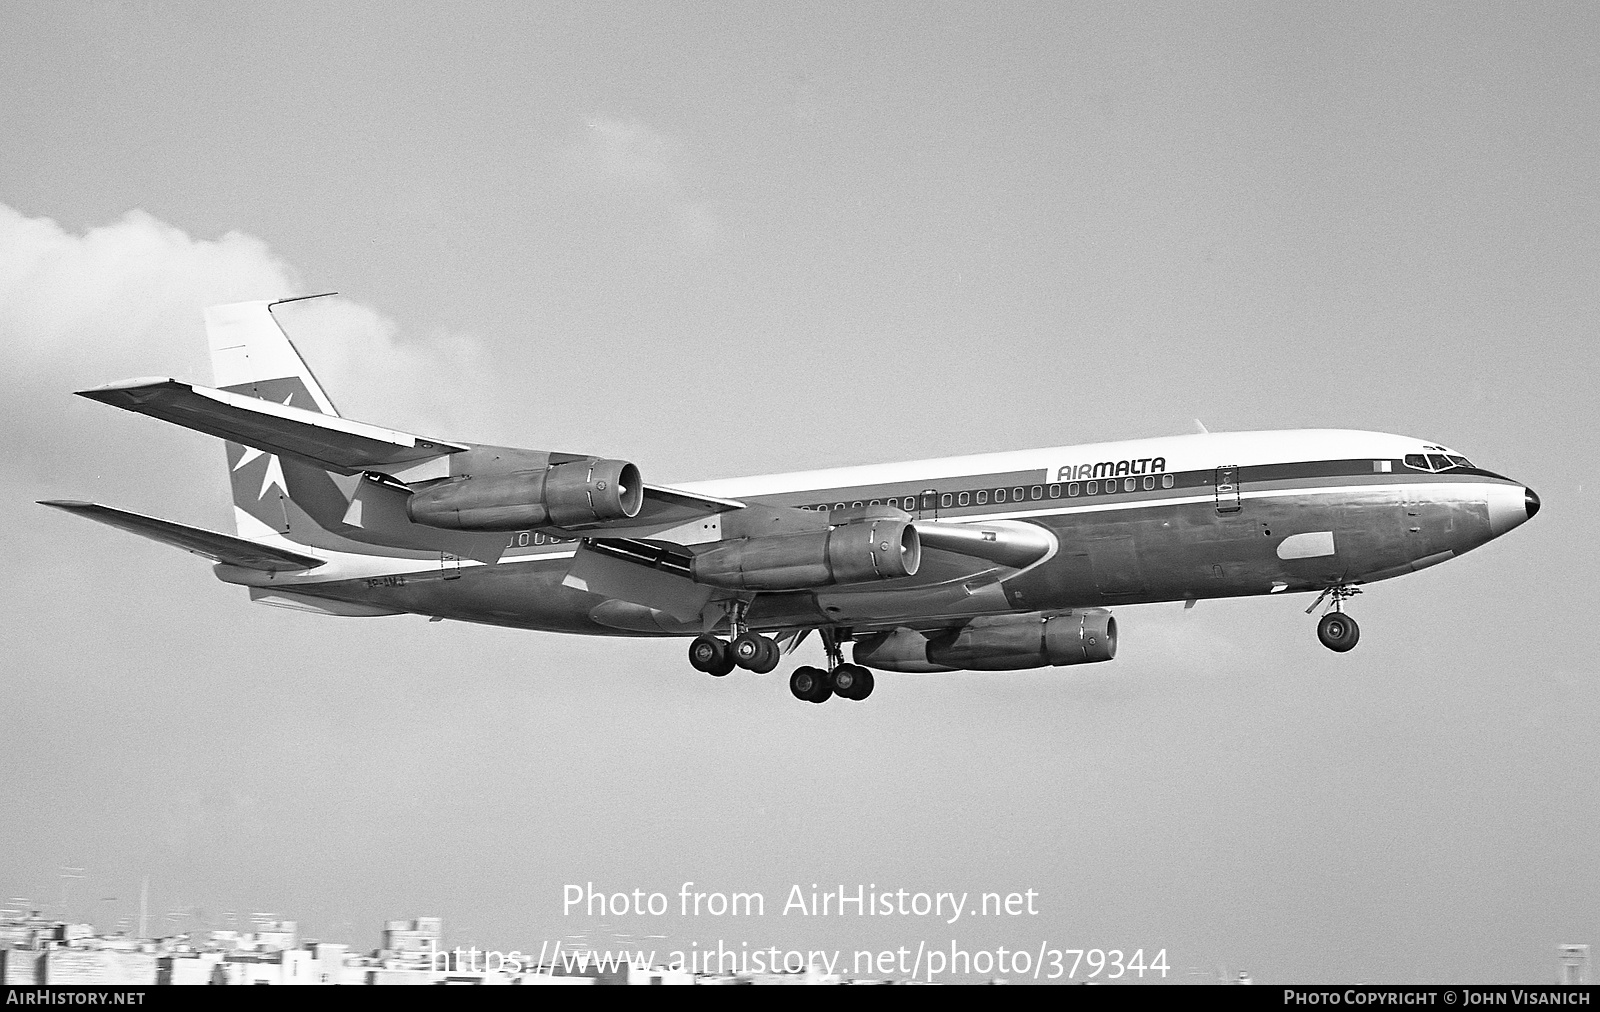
[{"left": 1405, "top": 452, "right": 1475, "bottom": 473}]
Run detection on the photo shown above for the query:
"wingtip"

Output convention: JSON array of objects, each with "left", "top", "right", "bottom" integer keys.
[{"left": 75, "top": 377, "right": 183, "bottom": 401}]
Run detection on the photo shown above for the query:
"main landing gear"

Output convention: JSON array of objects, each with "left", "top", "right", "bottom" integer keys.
[
  {"left": 688, "top": 631, "right": 779, "bottom": 675},
  {"left": 788, "top": 627, "right": 873, "bottom": 703},
  {"left": 788, "top": 663, "right": 874, "bottom": 703},
  {"left": 1306, "top": 584, "right": 1362, "bottom": 652},
  {"left": 689, "top": 623, "right": 876, "bottom": 703}
]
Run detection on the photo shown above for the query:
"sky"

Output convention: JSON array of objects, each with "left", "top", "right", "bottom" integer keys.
[{"left": 2, "top": 2, "right": 1596, "bottom": 984}]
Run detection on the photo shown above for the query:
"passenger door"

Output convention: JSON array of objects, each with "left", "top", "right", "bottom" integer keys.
[{"left": 1214, "top": 466, "right": 1242, "bottom": 515}]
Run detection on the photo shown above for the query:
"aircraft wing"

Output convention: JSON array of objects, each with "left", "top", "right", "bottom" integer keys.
[
  {"left": 76, "top": 377, "right": 466, "bottom": 477},
  {"left": 39, "top": 500, "right": 324, "bottom": 571}
]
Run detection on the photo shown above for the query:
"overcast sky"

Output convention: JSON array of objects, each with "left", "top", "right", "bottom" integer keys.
[{"left": 2, "top": 2, "right": 1595, "bottom": 983}]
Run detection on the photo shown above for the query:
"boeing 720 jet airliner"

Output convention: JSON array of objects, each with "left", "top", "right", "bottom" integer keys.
[{"left": 45, "top": 297, "right": 1539, "bottom": 703}]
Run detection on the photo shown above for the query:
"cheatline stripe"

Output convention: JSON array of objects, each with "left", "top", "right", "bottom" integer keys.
[{"left": 262, "top": 479, "right": 1511, "bottom": 585}]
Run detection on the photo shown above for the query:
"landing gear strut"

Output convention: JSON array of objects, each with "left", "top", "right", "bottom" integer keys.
[{"left": 1307, "top": 585, "right": 1362, "bottom": 652}]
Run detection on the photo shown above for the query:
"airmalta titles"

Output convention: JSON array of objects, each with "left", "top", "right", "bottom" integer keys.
[{"left": 1056, "top": 457, "right": 1167, "bottom": 482}]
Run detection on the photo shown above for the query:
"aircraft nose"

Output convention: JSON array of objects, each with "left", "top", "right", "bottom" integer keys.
[{"left": 1525, "top": 487, "right": 1540, "bottom": 520}]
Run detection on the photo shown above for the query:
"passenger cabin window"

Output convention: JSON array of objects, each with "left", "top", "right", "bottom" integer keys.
[
  {"left": 976, "top": 490, "right": 988, "bottom": 504},
  {"left": 940, "top": 493, "right": 952, "bottom": 508},
  {"left": 995, "top": 488, "right": 1007, "bottom": 503},
  {"left": 1012, "top": 486, "right": 1025, "bottom": 501},
  {"left": 1142, "top": 475, "right": 1154, "bottom": 490},
  {"left": 958, "top": 491, "right": 970, "bottom": 506},
  {"left": 1087, "top": 481, "right": 1098, "bottom": 494},
  {"left": 1030, "top": 485, "right": 1043, "bottom": 500},
  {"left": 1124, "top": 478, "right": 1136, "bottom": 492},
  {"left": 1068, "top": 482, "right": 1080, "bottom": 496},
  {"left": 1161, "top": 474, "right": 1174, "bottom": 488},
  {"left": 1048, "top": 484, "right": 1061, "bottom": 498}
]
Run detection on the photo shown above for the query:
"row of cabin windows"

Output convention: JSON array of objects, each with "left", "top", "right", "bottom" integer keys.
[{"left": 803, "top": 473, "right": 1178, "bottom": 513}]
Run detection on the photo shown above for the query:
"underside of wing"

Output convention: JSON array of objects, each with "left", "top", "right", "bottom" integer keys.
[
  {"left": 76, "top": 378, "right": 465, "bottom": 477},
  {"left": 39, "top": 500, "right": 323, "bottom": 572}
]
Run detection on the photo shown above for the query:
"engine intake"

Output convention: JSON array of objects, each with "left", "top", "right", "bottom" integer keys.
[
  {"left": 854, "top": 610, "right": 1117, "bottom": 672},
  {"left": 692, "top": 517, "right": 920, "bottom": 590},
  {"left": 406, "top": 458, "right": 642, "bottom": 531}
]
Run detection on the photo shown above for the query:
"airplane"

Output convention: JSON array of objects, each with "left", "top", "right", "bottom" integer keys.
[{"left": 42, "top": 296, "right": 1540, "bottom": 703}]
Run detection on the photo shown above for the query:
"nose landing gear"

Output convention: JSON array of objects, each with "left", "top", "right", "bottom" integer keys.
[{"left": 1307, "top": 585, "right": 1362, "bottom": 652}]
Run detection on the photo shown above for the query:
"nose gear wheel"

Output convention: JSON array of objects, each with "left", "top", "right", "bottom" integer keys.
[{"left": 1307, "top": 584, "right": 1362, "bottom": 652}]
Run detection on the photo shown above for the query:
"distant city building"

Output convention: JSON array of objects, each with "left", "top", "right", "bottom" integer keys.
[
  {"left": 382, "top": 917, "right": 441, "bottom": 959},
  {"left": 0, "top": 909, "right": 867, "bottom": 984},
  {"left": 1558, "top": 945, "right": 1589, "bottom": 986}
]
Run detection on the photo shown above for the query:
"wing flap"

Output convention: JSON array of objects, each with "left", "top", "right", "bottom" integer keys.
[
  {"left": 76, "top": 378, "right": 465, "bottom": 475},
  {"left": 39, "top": 500, "right": 324, "bottom": 571},
  {"left": 562, "top": 539, "right": 713, "bottom": 622}
]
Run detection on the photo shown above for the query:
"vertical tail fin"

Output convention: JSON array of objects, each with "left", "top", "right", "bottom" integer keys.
[
  {"left": 206, "top": 297, "right": 344, "bottom": 539},
  {"left": 205, "top": 297, "right": 341, "bottom": 415}
]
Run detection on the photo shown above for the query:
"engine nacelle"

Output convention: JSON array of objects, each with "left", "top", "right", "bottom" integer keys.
[
  {"left": 692, "top": 517, "right": 920, "bottom": 590},
  {"left": 406, "top": 458, "right": 643, "bottom": 531},
  {"left": 854, "top": 610, "right": 1117, "bottom": 672}
]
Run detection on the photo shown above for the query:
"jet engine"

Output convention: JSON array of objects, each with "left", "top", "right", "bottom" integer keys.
[
  {"left": 406, "top": 457, "right": 643, "bottom": 531},
  {"left": 692, "top": 517, "right": 920, "bottom": 590},
  {"left": 854, "top": 610, "right": 1117, "bottom": 672}
]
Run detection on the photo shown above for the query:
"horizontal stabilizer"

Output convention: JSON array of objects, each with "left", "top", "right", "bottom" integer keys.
[
  {"left": 39, "top": 500, "right": 324, "bottom": 572},
  {"left": 76, "top": 378, "right": 466, "bottom": 478}
]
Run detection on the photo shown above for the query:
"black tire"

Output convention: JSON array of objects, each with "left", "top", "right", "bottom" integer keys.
[
  {"left": 749, "top": 635, "right": 781, "bottom": 674},
  {"left": 830, "top": 663, "right": 859, "bottom": 699},
  {"left": 790, "top": 666, "right": 825, "bottom": 701},
  {"left": 731, "top": 632, "right": 769, "bottom": 670},
  {"left": 1317, "top": 612, "right": 1361, "bottom": 652},
  {"left": 688, "top": 635, "right": 725, "bottom": 673},
  {"left": 852, "top": 668, "right": 875, "bottom": 700},
  {"left": 808, "top": 678, "right": 834, "bottom": 704},
  {"left": 708, "top": 654, "right": 736, "bottom": 677}
]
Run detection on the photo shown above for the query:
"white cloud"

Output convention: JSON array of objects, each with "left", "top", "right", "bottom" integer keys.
[
  {"left": 0, "top": 203, "right": 491, "bottom": 510},
  {"left": 1, "top": 206, "right": 300, "bottom": 385},
  {"left": 558, "top": 117, "right": 719, "bottom": 244},
  {"left": 0, "top": 208, "right": 486, "bottom": 467}
]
